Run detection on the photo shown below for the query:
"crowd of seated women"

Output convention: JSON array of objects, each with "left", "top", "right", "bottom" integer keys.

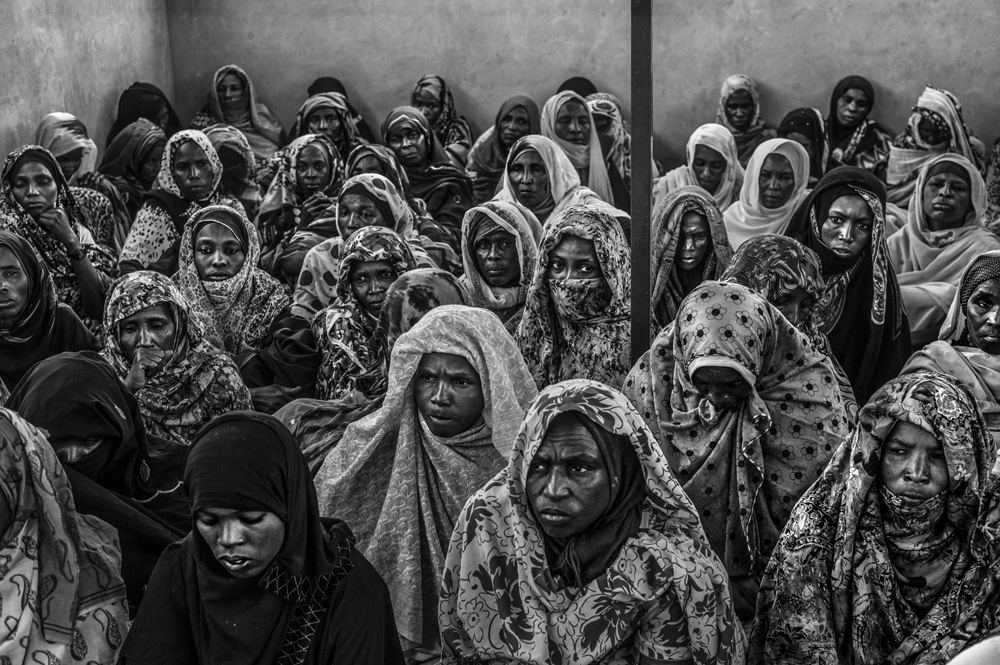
[{"left": 3, "top": 62, "right": 1000, "bottom": 664}]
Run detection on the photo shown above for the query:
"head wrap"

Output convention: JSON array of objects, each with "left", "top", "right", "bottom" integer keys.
[
  {"left": 777, "top": 108, "right": 828, "bottom": 183},
  {"left": 106, "top": 81, "right": 181, "bottom": 146},
  {"left": 33, "top": 112, "right": 98, "bottom": 185},
  {"left": 540, "top": 91, "right": 614, "bottom": 203},
  {"left": 587, "top": 92, "right": 632, "bottom": 188}
]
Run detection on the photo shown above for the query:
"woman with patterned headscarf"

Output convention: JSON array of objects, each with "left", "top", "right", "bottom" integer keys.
[
  {"left": 466, "top": 95, "right": 540, "bottom": 204},
  {"left": 516, "top": 204, "right": 631, "bottom": 388},
  {"left": 716, "top": 75, "right": 778, "bottom": 167},
  {"left": 750, "top": 371, "right": 1000, "bottom": 664},
  {"left": 587, "top": 91, "right": 634, "bottom": 187},
  {"left": 204, "top": 124, "right": 261, "bottom": 220},
  {"left": 824, "top": 75, "right": 894, "bottom": 178},
  {"left": 653, "top": 123, "right": 745, "bottom": 213},
  {"left": 189, "top": 64, "right": 285, "bottom": 162},
  {"left": 786, "top": 166, "right": 910, "bottom": 402},
  {"left": 410, "top": 74, "right": 474, "bottom": 168}
]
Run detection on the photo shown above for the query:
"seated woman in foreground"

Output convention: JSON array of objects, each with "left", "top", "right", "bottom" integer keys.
[
  {"left": 750, "top": 371, "right": 1000, "bottom": 664},
  {"left": 120, "top": 411, "right": 405, "bottom": 664},
  {"left": 441, "top": 379, "right": 746, "bottom": 664}
]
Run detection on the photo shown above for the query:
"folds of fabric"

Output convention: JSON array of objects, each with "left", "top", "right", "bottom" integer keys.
[
  {"left": 34, "top": 112, "right": 98, "bottom": 184},
  {"left": 716, "top": 75, "right": 778, "bottom": 166},
  {"left": 653, "top": 123, "right": 745, "bottom": 212},
  {"left": 540, "top": 91, "right": 614, "bottom": 203}
]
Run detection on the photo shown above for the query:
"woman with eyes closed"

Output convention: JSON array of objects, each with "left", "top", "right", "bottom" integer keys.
[
  {"left": 103, "top": 271, "right": 251, "bottom": 445},
  {"left": 750, "top": 372, "right": 1000, "bottom": 665},
  {"left": 516, "top": 204, "right": 631, "bottom": 389},
  {"left": 466, "top": 95, "right": 540, "bottom": 203},
  {"left": 460, "top": 199, "right": 542, "bottom": 334},
  {"left": 121, "top": 412, "right": 405, "bottom": 665},
  {"left": 312, "top": 227, "right": 418, "bottom": 401},
  {"left": 887, "top": 154, "right": 1000, "bottom": 345},
  {"left": 441, "top": 379, "right": 746, "bottom": 665},
  {"left": 622, "top": 281, "right": 850, "bottom": 622},
  {"left": 315, "top": 305, "right": 537, "bottom": 662},
  {"left": 786, "top": 166, "right": 910, "bottom": 403},
  {"left": 723, "top": 138, "right": 810, "bottom": 249},
  {"left": 653, "top": 123, "right": 745, "bottom": 213}
]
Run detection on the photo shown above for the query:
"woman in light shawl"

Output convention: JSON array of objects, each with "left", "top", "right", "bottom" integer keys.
[
  {"left": 173, "top": 205, "right": 290, "bottom": 355},
  {"left": 0, "top": 407, "right": 130, "bottom": 662},
  {"left": 750, "top": 372, "right": 1000, "bottom": 664},
  {"left": 315, "top": 304, "right": 538, "bottom": 661},
  {"left": 516, "top": 203, "right": 631, "bottom": 388},
  {"left": 716, "top": 75, "right": 778, "bottom": 167},
  {"left": 887, "top": 154, "right": 1000, "bottom": 342},
  {"left": 312, "top": 226, "right": 417, "bottom": 401},
  {"left": 103, "top": 271, "right": 251, "bottom": 445},
  {"left": 204, "top": 124, "right": 261, "bottom": 220},
  {"left": 460, "top": 199, "right": 542, "bottom": 333},
  {"left": 410, "top": 74, "right": 474, "bottom": 168},
  {"left": 777, "top": 108, "right": 827, "bottom": 187},
  {"left": 887, "top": 86, "right": 984, "bottom": 208},
  {"left": 650, "top": 185, "right": 732, "bottom": 333},
  {"left": 652, "top": 122, "right": 745, "bottom": 213},
  {"left": 622, "top": 281, "right": 850, "bottom": 621},
  {"left": 466, "top": 94, "right": 540, "bottom": 204},
  {"left": 189, "top": 64, "right": 285, "bottom": 162},
  {"left": 441, "top": 379, "right": 746, "bottom": 665},
  {"left": 0, "top": 145, "right": 117, "bottom": 334},
  {"left": 723, "top": 138, "right": 810, "bottom": 249},
  {"left": 98, "top": 118, "right": 166, "bottom": 241},
  {"left": 824, "top": 75, "right": 894, "bottom": 179}
]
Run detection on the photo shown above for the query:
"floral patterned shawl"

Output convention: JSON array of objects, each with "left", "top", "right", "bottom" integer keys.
[
  {"left": 460, "top": 199, "right": 542, "bottom": 333},
  {"left": 204, "top": 124, "right": 262, "bottom": 219},
  {"left": 0, "top": 408, "right": 128, "bottom": 662},
  {"left": 622, "top": 281, "right": 850, "bottom": 586},
  {"left": 587, "top": 92, "right": 633, "bottom": 188},
  {"left": 516, "top": 203, "right": 631, "bottom": 389},
  {"left": 173, "top": 204, "right": 289, "bottom": 355},
  {"left": 102, "top": 271, "right": 251, "bottom": 445},
  {"left": 750, "top": 371, "right": 1000, "bottom": 665},
  {"left": 315, "top": 305, "right": 538, "bottom": 655},
  {"left": 292, "top": 92, "right": 362, "bottom": 163},
  {"left": 441, "top": 379, "right": 746, "bottom": 665},
  {"left": 411, "top": 75, "right": 473, "bottom": 165}
]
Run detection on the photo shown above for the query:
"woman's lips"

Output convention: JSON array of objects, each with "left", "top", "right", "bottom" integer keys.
[{"left": 218, "top": 555, "right": 252, "bottom": 572}]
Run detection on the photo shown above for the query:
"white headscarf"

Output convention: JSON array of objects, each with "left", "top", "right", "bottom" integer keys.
[
  {"left": 540, "top": 91, "right": 614, "bottom": 203},
  {"left": 656, "top": 123, "right": 745, "bottom": 211}
]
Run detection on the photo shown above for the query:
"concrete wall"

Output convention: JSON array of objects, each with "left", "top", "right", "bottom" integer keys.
[
  {"left": 1, "top": 0, "right": 173, "bottom": 161},
  {"left": 164, "top": 0, "right": 1000, "bottom": 170}
]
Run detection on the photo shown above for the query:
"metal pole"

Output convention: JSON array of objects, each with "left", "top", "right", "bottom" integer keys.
[{"left": 630, "top": 0, "right": 653, "bottom": 363}]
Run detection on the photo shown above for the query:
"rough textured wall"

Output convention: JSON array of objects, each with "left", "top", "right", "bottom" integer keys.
[
  {"left": 165, "top": 0, "right": 1000, "bottom": 169},
  {"left": 0, "top": 0, "right": 173, "bottom": 160}
]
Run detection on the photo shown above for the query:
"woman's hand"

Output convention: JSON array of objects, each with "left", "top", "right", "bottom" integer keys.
[
  {"left": 124, "top": 347, "right": 172, "bottom": 393},
  {"left": 298, "top": 193, "right": 334, "bottom": 229},
  {"left": 36, "top": 207, "right": 80, "bottom": 250}
]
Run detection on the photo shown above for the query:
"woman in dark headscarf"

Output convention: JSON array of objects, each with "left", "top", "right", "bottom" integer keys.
[
  {"left": 204, "top": 124, "right": 262, "bottom": 220},
  {"left": 0, "top": 230, "right": 97, "bottom": 390},
  {"left": 189, "top": 64, "right": 285, "bottom": 162},
  {"left": 786, "top": 166, "right": 910, "bottom": 402},
  {"left": 120, "top": 412, "right": 405, "bottom": 664},
  {"left": 777, "top": 108, "right": 827, "bottom": 187},
  {"left": 306, "top": 76, "right": 376, "bottom": 143},
  {"left": 466, "top": 95, "right": 540, "bottom": 203},
  {"left": 98, "top": 118, "right": 167, "bottom": 233},
  {"left": 106, "top": 81, "right": 182, "bottom": 146},
  {"left": 824, "top": 75, "right": 893, "bottom": 179},
  {"left": 381, "top": 106, "right": 474, "bottom": 250},
  {"left": 410, "top": 74, "right": 474, "bottom": 168}
]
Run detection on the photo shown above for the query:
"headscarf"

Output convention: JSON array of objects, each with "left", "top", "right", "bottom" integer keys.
[
  {"left": 305, "top": 76, "right": 377, "bottom": 143},
  {"left": 346, "top": 143, "right": 419, "bottom": 209},
  {"left": 723, "top": 138, "right": 810, "bottom": 249},
  {"left": 460, "top": 200, "right": 542, "bottom": 333},
  {"left": 155, "top": 129, "right": 224, "bottom": 200},
  {"left": 466, "top": 94, "right": 541, "bottom": 203},
  {"left": 587, "top": 91, "right": 633, "bottom": 187},
  {"left": 34, "top": 112, "right": 99, "bottom": 185},
  {"left": 650, "top": 185, "right": 732, "bottom": 331},
  {"left": 102, "top": 271, "right": 252, "bottom": 445},
  {"left": 204, "top": 124, "right": 261, "bottom": 218},
  {"left": 190, "top": 64, "right": 285, "bottom": 161},
  {"left": 99, "top": 118, "right": 166, "bottom": 215},
  {"left": 292, "top": 92, "right": 360, "bottom": 159},
  {"left": 540, "top": 91, "right": 614, "bottom": 203},
  {"left": 441, "top": 379, "right": 746, "bottom": 665},
  {"left": 174, "top": 204, "right": 289, "bottom": 355},
  {"left": 716, "top": 75, "right": 777, "bottom": 165},
  {"left": 655, "top": 123, "right": 745, "bottom": 211},
  {"left": 122, "top": 412, "right": 360, "bottom": 665},
  {"left": 787, "top": 165, "right": 910, "bottom": 403},
  {"left": 557, "top": 76, "right": 598, "bottom": 98},
  {"left": 516, "top": 204, "right": 631, "bottom": 389},
  {"left": 106, "top": 81, "right": 181, "bottom": 146},
  {"left": 750, "top": 372, "right": 1000, "bottom": 665},
  {"left": 825, "top": 75, "right": 892, "bottom": 172},
  {"left": 622, "top": 281, "right": 850, "bottom": 584},
  {"left": 777, "top": 108, "right": 828, "bottom": 184},
  {"left": 336, "top": 172, "right": 416, "bottom": 239},
  {"left": 941, "top": 250, "right": 1000, "bottom": 344},
  {"left": 410, "top": 75, "right": 473, "bottom": 160},
  {"left": 0, "top": 408, "right": 128, "bottom": 662},
  {"left": 315, "top": 304, "right": 538, "bottom": 653},
  {"left": 312, "top": 226, "right": 417, "bottom": 401}
]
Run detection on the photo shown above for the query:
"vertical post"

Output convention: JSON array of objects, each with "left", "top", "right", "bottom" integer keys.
[{"left": 630, "top": 0, "right": 653, "bottom": 363}]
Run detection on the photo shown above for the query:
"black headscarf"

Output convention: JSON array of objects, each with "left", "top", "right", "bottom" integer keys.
[
  {"left": 106, "top": 82, "right": 182, "bottom": 147},
  {"left": 557, "top": 76, "right": 599, "bottom": 98},
  {"left": 826, "top": 75, "right": 877, "bottom": 152},
  {"left": 778, "top": 108, "right": 826, "bottom": 184}
]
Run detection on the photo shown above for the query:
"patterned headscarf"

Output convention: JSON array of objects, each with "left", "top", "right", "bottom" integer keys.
[
  {"left": 751, "top": 371, "right": 1000, "bottom": 665},
  {"left": 441, "top": 379, "right": 746, "bottom": 665},
  {"left": 293, "top": 92, "right": 360, "bottom": 160},
  {"left": 587, "top": 91, "right": 632, "bottom": 187},
  {"left": 651, "top": 185, "right": 733, "bottom": 331},
  {"left": 716, "top": 74, "right": 775, "bottom": 165},
  {"left": 460, "top": 200, "right": 542, "bottom": 333},
  {"left": 34, "top": 112, "right": 99, "bottom": 184},
  {"left": 516, "top": 204, "right": 631, "bottom": 389},
  {"left": 156, "top": 129, "right": 223, "bottom": 199},
  {"left": 540, "top": 91, "right": 614, "bottom": 203},
  {"left": 204, "top": 124, "right": 261, "bottom": 215},
  {"left": 410, "top": 74, "right": 473, "bottom": 155},
  {"left": 622, "top": 281, "right": 850, "bottom": 583},
  {"left": 336, "top": 172, "right": 415, "bottom": 239},
  {"left": 315, "top": 305, "right": 538, "bottom": 653},
  {"left": 940, "top": 250, "right": 1000, "bottom": 344},
  {"left": 102, "top": 270, "right": 251, "bottom": 445},
  {"left": 173, "top": 204, "right": 289, "bottom": 355},
  {"left": 311, "top": 226, "right": 417, "bottom": 400}
]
